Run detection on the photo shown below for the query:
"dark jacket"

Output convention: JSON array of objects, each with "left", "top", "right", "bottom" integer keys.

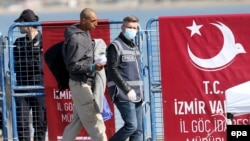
[
  {"left": 13, "top": 31, "right": 43, "bottom": 85},
  {"left": 62, "top": 24, "right": 95, "bottom": 85},
  {"left": 107, "top": 33, "right": 143, "bottom": 102}
]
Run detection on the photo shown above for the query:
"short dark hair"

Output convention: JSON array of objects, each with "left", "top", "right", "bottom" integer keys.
[{"left": 122, "top": 16, "right": 139, "bottom": 24}]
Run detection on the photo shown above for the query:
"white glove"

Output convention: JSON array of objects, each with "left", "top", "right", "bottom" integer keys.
[
  {"left": 95, "top": 54, "right": 107, "bottom": 64},
  {"left": 127, "top": 89, "right": 136, "bottom": 101}
]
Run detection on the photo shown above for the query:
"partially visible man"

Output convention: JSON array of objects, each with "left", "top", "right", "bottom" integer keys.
[
  {"left": 13, "top": 9, "right": 47, "bottom": 141},
  {"left": 106, "top": 15, "right": 144, "bottom": 141},
  {"left": 61, "top": 8, "right": 107, "bottom": 141}
]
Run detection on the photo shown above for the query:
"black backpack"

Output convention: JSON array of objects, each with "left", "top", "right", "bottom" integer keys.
[{"left": 44, "top": 41, "right": 69, "bottom": 91}]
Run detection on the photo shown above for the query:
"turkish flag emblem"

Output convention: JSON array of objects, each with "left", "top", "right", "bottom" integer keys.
[{"left": 186, "top": 20, "right": 246, "bottom": 71}]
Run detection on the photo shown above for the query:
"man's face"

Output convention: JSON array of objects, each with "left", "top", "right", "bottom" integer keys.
[
  {"left": 81, "top": 13, "right": 98, "bottom": 31},
  {"left": 122, "top": 21, "right": 138, "bottom": 33}
]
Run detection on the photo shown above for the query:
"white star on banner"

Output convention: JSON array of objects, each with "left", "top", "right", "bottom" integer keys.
[{"left": 186, "top": 20, "right": 203, "bottom": 37}]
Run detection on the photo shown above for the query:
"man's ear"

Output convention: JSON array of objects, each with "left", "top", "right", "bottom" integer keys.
[
  {"left": 80, "top": 18, "right": 86, "bottom": 24},
  {"left": 121, "top": 24, "right": 125, "bottom": 33}
]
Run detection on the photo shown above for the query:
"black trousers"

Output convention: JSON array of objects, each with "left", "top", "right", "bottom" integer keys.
[{"left": 16, "top": 96, "right": 47, "bottom": 141}]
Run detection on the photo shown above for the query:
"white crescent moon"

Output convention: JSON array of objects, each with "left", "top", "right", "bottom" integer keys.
[{"left": 187, "top": 22, "right": 245, "bottom": 70}]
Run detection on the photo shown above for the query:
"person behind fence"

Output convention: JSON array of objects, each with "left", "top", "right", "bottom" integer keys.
[
  {"left": 13, "top": 9, "right": 47, "bottom": 141},
  {"left": 61, "top": 8, "right": 107, "bottom": 141},
  {"left": 106, "top": 15, "right": 144, "bottom": 141}
]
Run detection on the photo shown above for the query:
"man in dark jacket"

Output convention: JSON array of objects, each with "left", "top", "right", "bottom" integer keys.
[
  {"left": 13, "top": 9, "right": 47, "bottom": 141},
  {"left": 61, "top": 8, "right": 107, "bottom": 141},
  {"left": 107, "top": 16, "right": 144, "bottom": 141}
]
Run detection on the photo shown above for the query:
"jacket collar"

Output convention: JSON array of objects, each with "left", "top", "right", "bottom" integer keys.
[{"left": 118, "top": 32, "right": 136, "bottom": 48}]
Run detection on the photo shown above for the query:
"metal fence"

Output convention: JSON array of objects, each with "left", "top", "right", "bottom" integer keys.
[
  {"left": 145, "top": 18, "right": 164, "bottom": 141},
  {"left": 0, "top": 33, "right": 9, "bottom": 141},
  {"left": 7, "top": 22, "right": 45, "bottom": 141}
]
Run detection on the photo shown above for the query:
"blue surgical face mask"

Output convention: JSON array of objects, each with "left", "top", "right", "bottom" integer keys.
[{"left": 123, "top": 28, "right": 137, "bottom": 40}]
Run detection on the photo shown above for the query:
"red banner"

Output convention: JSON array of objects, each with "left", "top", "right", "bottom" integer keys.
[
  {"left": 42, "top": 20, "right": 114, "bottom": 141},
  {"left": 159, "top": 14, "right": 250, "bottom": 140}
]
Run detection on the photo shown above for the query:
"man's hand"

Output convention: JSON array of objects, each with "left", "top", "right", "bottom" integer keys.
[
  {"left": 95, "top": 63, "right": 105, "bottom": 71},
  {"left": 127, "top": 89, "right": 136, "bottom": 101}
]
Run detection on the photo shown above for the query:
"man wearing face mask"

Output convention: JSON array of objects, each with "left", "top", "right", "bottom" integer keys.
[{"left": 106, "top": 15, "right": 144, "bottom": 141}]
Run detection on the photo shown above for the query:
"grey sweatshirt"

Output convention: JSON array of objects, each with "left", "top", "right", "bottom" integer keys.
[{"left": 63, "top": 24, "right": 95, "bottom": 84}]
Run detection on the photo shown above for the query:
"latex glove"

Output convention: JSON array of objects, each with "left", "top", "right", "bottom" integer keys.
[
  {"left": 95, "top": 54, "right": 107, "bottom": 64},
  {"left": 127, "top": 89, "right": 136, "bottom": 101}
]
